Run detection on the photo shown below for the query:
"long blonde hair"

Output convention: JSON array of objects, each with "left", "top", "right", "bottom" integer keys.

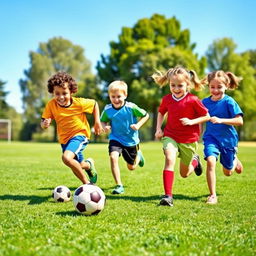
[
  {"left": 152, "top": 66, "right": 206, "bottom": 91},
  {"left": 205, "top": 70, "right": 242, "bottom": 89}
]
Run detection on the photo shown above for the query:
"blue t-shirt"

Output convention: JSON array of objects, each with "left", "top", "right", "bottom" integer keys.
[
  {"left": 100, "top": 101, "right": 147, "bottom": 146},
  {"left": 202, "top": 95, "right": 243, "bottom": 148}
]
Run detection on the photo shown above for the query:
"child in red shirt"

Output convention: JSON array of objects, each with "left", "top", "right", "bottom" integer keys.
[{"left": 152, "top": 66, "right": 210, "bottom": 206}]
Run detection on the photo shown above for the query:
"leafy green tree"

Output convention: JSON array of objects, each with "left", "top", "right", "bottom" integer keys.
[
  {"left": 244, "top": 50, "right": 256, "bottom": 71},
  {"left": 19, "top": 37, "right": 98, "bottom": 141},
  {"left": 0, "top": 80, "right": 9, "bottom": 118},
  {"left": 97, "top": 14, "right": 206, "bottom": 139},
  {"left": 0, "top": 80, "right": 22, "bottom": 140}
]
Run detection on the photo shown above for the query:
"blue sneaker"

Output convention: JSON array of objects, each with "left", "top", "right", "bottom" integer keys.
[
  {"left": 112, "top": 185, "right": 124, "bottom": 194},
  {"left": 85, "top": 158, "right": 98, "bottom": 184},
  {"left": 137, "top": 150, "right": 145, "bottom": 167}
]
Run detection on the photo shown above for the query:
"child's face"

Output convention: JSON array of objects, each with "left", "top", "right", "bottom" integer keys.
[
  {"left": 109, "top": 90, "right": 127, "bottom": 108},
  {"left": 53, "top": 84, "right": 72, "bottom": 107},
  {"left": 209, "top": 78, "right": 227, "bottom": 101},
  {"left": 169, "top": 75, "right": 188, "bottom": 99}
]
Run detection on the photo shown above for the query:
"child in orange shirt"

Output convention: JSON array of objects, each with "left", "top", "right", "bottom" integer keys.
[{"left": 41, "top": 71, "right": 103, "bottom": 184}]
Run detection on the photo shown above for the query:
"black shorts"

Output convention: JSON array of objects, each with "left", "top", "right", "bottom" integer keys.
[{"left": 109, "top": 140, "right": 139, "bottom": 165}]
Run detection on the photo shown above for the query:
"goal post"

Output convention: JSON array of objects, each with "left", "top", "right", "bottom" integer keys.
[{"left": 0, "top": 119, "right": 12, "bottom": 142}]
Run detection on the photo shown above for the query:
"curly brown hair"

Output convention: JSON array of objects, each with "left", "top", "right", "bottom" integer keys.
[{"left": 47, "top": 71, "right": 78, "bottom": 93}]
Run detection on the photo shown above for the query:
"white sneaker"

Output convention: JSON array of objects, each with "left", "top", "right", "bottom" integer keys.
[{"left": 206, "top": 195, "right": 218, "bottom": 204}]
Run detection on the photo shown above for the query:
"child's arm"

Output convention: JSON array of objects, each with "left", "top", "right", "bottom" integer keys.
[
  {"left": 41, "top": 118, "right": 52, "bottom": 129},
  {"left": 92, "top": 102, "right": 103, "bottom": 135},
  {"left": 155, "top": 112, "right": 165, "bottom": 139},
  {"left": 180, "top": 113, "right": 210, "bottom": 126},
  {"left": 130, "top": 113, "right": 149, "bottom": 131},
  {"left": 210, "top": 115, "right": 243, "bottom": 126}
]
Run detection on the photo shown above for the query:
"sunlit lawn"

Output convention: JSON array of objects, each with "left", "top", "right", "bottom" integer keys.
[{"left": 0, "top": 141, "right": 255, "bottom": 256}]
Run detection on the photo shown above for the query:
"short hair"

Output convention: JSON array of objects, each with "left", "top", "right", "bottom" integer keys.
[
  {"left": 108, "top": 80, "right": 128, "bottom": 96},
  {"left": 47, "top": 71, "right": 78, "bottom": 93}
]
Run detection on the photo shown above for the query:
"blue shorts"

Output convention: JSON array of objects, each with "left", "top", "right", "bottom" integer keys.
[
  {"left": 204, "top": 138, "right": 237, "bottom": 170},
  {"left": 61, "top": 135, "right": 88, "bottom": 163}
]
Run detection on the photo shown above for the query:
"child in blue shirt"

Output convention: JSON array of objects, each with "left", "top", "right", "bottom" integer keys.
[
  {"left": 100, "top": 81, "right": 149, "bottom": 194},
  {"left": 202, "top": 70, "right": 244, "bottom": 204}
]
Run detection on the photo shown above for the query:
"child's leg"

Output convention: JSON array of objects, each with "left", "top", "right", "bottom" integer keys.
[
  {"left": 206, "top": 156, "right": 217, "bottom": 196},
  {"left": 62, "top": 150, "right": 89, "bottom": 184},
  {"left": 179, "top": 162, "right": 194, "bottom": 178},
  {"left": 123, "top": 145, "right": 142, "bottom": 170},
  {"left": 221, "top": 148, "right": 242, "bottom": 176},
  {"left": 235, "top": 157, "right": 243, "bottom": 174},
  {"left": 110, "top": 151, "right": 122, "bottom": 185},
  {"left": 80, "top": 161, "right": 90, "bottom": 170},
  {"left": 179, "top": 142, "right": 199, "bottom": 178},
  {"left": 163, "top": 147, "right": 176, "bottom": 196}
]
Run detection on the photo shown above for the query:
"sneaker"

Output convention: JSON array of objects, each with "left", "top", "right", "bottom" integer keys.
[
  {"left": 159, "top": 195, "right": 173, "bottom": 207},
  {"left": 85, "top": 158, "right": 98, "bottom": 184},
  {"left": 112, "top": 185, "right": 124, "bottom": 194},
  {"left": 194, "top": 155, "right": 203, "bottom": 176},
  {"left": 235, "top": 158, "right": 243, "bottom": 174},
  {"left": 137, "top": 150, "right": 145, "bottom": 167},
  {"left": 206, "top": 195, "right": 218, "bottom": 205}
]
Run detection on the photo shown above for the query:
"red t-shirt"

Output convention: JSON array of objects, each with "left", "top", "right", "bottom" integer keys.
[{"left": 158, "top": 93, "right": 208, "bottom": 143}]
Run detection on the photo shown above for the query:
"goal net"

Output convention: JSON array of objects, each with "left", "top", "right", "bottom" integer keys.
[{"left": 0, "top": 119, "right": 11, "bottom": 142}]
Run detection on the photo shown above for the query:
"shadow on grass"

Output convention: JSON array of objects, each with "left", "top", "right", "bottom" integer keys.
[
  {"left": 0, "top": 194, "right": 51, "bottom": 205},
  {"left": 55, "top": 210, "right": 81, "bottom": 217},
  {"left": 106, "top": 193, "right": 210, "bottom": 202},
  {"left": 55, "top": 211, "right": 101, "bottom": 217}
]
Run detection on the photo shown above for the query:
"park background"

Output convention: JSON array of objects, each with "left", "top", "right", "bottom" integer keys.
[
  {"left": 0, "top": 1, "right": 256, "bottom": 255},
  {"left": 0, "top": 0, "right": 256, "bottom": 142}
]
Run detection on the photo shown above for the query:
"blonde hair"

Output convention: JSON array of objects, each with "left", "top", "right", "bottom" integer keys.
[
  {"left": 108, "top": 80, "right": 128, "bottom": 96},
  {"left": 205, "top": 70, "right": 242, "bottom": 90},
  {"left": 152, "top": 66, "right": 205, "bottom": 91}
]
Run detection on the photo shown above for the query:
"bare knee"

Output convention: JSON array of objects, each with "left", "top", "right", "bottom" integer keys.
[
  {"left": 127, "top": 164, "right": 135, "bottom": 171},
  {"left": 62, "top": 154, "right": 72, "bottom": 165},
  {"left": 223, "top": 169, "right": 232, "bottom": 176},
  {"left": 180, "top": 173, "right": 189, "bottom": 178}
]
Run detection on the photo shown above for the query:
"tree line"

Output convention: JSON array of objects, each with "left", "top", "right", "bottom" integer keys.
[{"left": 1, "top": 14, "right": 256, "bottom": 141}]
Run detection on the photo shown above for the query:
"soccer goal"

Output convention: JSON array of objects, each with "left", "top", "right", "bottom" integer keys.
[{"left": 0, "top": 119, "right": 12, "bottom": 142}]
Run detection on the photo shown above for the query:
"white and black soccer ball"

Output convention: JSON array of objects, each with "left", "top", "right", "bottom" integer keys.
[
  {"left": 73, "top": 184, "right": 106, "bottom": 215},
  {"left": 52, "top": 185, "right": 71, "bottom": 202}
]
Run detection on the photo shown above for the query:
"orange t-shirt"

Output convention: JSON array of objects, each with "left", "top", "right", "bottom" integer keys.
[{"left": 42, "top": 97, "right": 95, "bottom": 144}]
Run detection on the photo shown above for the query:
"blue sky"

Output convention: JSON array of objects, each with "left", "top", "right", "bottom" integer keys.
[{"left": 0, "top": 0, "right": 255, "bottom": 113}]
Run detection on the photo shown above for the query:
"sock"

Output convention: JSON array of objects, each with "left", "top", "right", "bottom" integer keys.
[
  {"left": 191, "top": 157, "right": 198, "bottom": 169},
  {"left": 163, "top": 170, "right": 174, "bottom": 197}
]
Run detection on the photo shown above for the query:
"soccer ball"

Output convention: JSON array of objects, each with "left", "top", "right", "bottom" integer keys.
[
  {"left": 73, "top": 184, "right": 106, "bottom": 215},
  {"left": 52, "top": 185, "right": 71, "bottom": 202}
]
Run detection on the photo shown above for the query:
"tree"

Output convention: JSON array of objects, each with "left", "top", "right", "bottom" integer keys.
[
  {"left": 0, "top": 80, "right": 9, "bottom": 118},
  {"left": 97, "top": 14, "right": 206, "bottom": 139},
  {"left": 19, "top": 37, "right": 98, "bottom": 141}
]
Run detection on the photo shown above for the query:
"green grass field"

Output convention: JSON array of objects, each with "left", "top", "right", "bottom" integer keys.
[{"left": 0, "top": 142, "right": 255, "bottom": 256}]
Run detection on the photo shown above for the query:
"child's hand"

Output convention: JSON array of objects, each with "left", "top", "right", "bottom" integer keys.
[
  {"left": 210, "top": 116, "right": 222, "bottom": 124},
  {"left": 155, "top": 129, "right": 164, "bottom": 139},
  {"left": 94, "top": 122, "right": 104, "bottom": 135},
  {"left": 130, "top": 124, "right": 139, "bottom": 131},
  {"left": 41, "top": 118, "right": 51, "bottom": 129},
  {"left": 180, "top": 118, "right": 193, "bottom": 126},
  {"left": 103, "top": 125, "right": 111, "bottom": 133}
]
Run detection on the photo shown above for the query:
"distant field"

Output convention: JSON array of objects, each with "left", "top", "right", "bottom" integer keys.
[{"left": 0, "top": 142, "right": 255, "bottom": 256}]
